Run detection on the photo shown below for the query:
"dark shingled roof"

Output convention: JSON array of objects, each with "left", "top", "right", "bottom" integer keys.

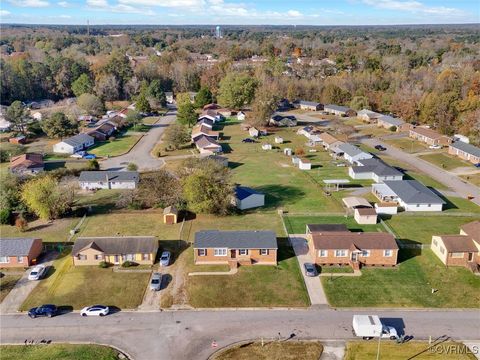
[
  {"left": 0, "top": 238, "right": 40, "bottom": 257},
  {"left": 312, "top": 232, "right": 398, "bottom": 250},
  {"left": 439, "top": 235, "right": 478, "bottom": 253},
  {"left": 235, "top": 186, "right": 264, "bottom": 200},
  {"left": 352, "top": 158, "right": 403, "bottom": 177},
  {"left": 194, "top": 230, "right": 277, "bottom": 249},
  {"left": 79, "top": 171, "right": 139, "bottom": 182},
  {"left": 72, "top": 237, "right": 158, "bottom": 256},
  {"left": 450, "top": 141, "right": 480, "bottom": 158},
  {"left": 306, "top": 224, "right": 349, "bottom": 233}
]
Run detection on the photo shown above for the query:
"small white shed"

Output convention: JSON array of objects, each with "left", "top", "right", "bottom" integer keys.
[
  {"left": 284, "top": 148, "right": 292, "bottom": 156},
  {"left": 275, "top": 136, "right": 283, "bottom": 144},
  {"left": 299, "top": 158, "right": 311, "bottom": 170},
  {"left": 262, "top": 143, "right": 272, "bottom": 150},
  {"left": 234, "top": 186, "right": 265, "bottom": 210},
  {"left": 249, "top": 127, "right": 259, "bottom": 138},
  {"left": 237, "top": 111, "right": 246, "bottom": 121},
  {"left": 375, "top": 202, "right": 398, "bottom": 214},
  {"left": 292, "top": 156, "right": 299, "bottom": 164}
]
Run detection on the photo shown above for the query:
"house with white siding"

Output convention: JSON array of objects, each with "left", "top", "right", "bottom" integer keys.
[
  {"left": 53, "top": 133, "right": 94, "bottom": 154},
  {"left": 337, "top": 143, "right": 373, "bottom": 164},
  {"left": 79, "top": 171, "right": 139, "bottom": 190},
  {"left": 349, "top": 158, "right": 403, "bottom": 183}
]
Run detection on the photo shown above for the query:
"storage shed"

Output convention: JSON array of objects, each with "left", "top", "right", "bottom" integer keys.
[{"left": 163, "top": 206, "right": 178, "bottom": 224}]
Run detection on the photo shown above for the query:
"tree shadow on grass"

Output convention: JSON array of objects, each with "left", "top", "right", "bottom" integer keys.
[
  {"left": 255, "top": 184, "right": 305, "bottom": 210},
  {"left": 228, "top": 161, "right": 244, "bottom": 169}
]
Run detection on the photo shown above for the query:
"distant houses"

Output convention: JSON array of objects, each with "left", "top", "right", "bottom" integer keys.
[
  {"left": 448, "top": 141, "right": 480, "bottom": 165},
  {"left": 297, "top": 100, "right": 322, "bottom": 111},
  {"left": 9, "top": 153, "right": 44, "bottom": 176},
  {"left": 269, "top": 114, "right": 297, "bottom": 127},
  {"left": 53, "top": 133, "right": 94, "bottom": 154},
  {"left": 191, "top": 125, "right": 220, "bottom": 141},
  {"left": 324, "top": 104, "right": 356, "bottom": 117},
  {"left": 357, "top": 109, "right": 382, "bottom": 123},
  {"left": 79, "top": 171, "right": 139, "bottom": 190},
  {"left": 409, "top": 127, "right": 452, "bottom": 147},
  {"left": 372, "top": 180, "right": 445, "bottom": 212}
]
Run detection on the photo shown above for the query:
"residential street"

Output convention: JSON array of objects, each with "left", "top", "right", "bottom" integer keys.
[
  {"left": 1, "top": 309, "right": 479, "bottom": 360},
  {"left": 100, "top": 109, "right": 177, "bottom": 171},
  {"left": 359, "top": 137, "right": 480, "bottom": 206}
]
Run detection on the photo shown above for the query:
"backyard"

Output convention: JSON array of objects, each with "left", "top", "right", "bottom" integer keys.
[
  {"left": 89, "top": 131, "right": 141, "bottom": 157},
  {"left": 0, "top": 217, "right": 80, "bottom": 242},
  {"left": 283, "top": 215, "right": 384, "bottom": 234},
  {"left": 21, "top": 251, "right": 151, "bottom": 310},
  {"left": 0, "top": 344, "right": 120, "bottom": 360}
]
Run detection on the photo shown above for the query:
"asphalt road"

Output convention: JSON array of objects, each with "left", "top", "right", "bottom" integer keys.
[
  {"left": 101, "top": 109, "right": 177, "bottom": 171},
  {"left": 1, "top": 309, "right": 479, "bottom": 360},
  {"left": 360, "top": 137, "right": 480, "bottom": 206}
]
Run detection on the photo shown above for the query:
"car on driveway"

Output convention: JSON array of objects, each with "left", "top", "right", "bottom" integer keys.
[
  {"left": 304, "top": 263, "right": 318, "bottom": 277},
  {"left": 80, "top": 305, "right": 109, "bottom": 317},
  {"left": 150, "top": 272, "right": 162, "bottom": 291},
  {"left": 242, "top": 138, "right": 256, "bottom": 143},
  {"left": 83, "top": 153, "right": 96, "bottom": 159},
  {"left": 71, "top": 151, "right": 86, "bottom": 159},
  {"left": 428, "top": 144, "right": 442, "bottom": 150},
  {"left": 160, "top": 251, "right": 171, "bottom": 266},
  {"left": 374, "top": 145, "right": 387, "bottom": 151},
  {"left": 28, "top": 304, "right": 57, "bottom": 318},
  {"left": 28, "top": 265, "right": 47, "bottom": 281}
]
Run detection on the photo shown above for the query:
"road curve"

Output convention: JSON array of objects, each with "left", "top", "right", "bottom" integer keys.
[{"left": 1, "top": 309, "right": 479, "bottom": 360}]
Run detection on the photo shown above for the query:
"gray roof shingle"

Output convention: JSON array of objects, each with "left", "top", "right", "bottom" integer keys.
[
  {"left": 194, "top": 230, "right": 277, "bottom": 249},
  {"left": 324, "top": 104, "right": 351, "bottom": 113},
  {"left": 338, "top": 143, "right": 367, "bottom": 157},
  {"left": 450, "top": 141, "right": 480, "bottom": 158},
  {"left": 352, "top": 158, "right": 403, "bottom": 177},
  {"left": 378, "top": 115, "right": 405, "bottom": 127},
  {"left": 62, "top": 133, "right": 94, "bottom": 147},
  {"left": 383, "top": 180, "right": 445, "bottom": 205},
  {"left": 0, "top": 238, "right": 39, "bottom": 257},
  {"left": 79, "top": 171, "right": 139, "bottom": 182},
  {"left": 72, "top": 236, "right": 158, "bottom": 256}
]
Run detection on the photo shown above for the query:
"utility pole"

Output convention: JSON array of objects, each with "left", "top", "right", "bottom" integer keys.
[{"left": 87, "top": 19, "right": 90, "bottom": 37}]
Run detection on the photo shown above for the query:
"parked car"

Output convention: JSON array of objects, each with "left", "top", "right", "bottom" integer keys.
[
  {"left": 160, "top": 251, "right": 171, "bottom": 267},
  {"left": 303, "top": 263, "right": 318, "bottom": 277},
  {"left": 474, "top": 163, "right": 480, "bottom": 168},
  {"left": 80, "top": 305, "right": 109, "bottom": 317},
  {"left": 71, "top": 151, "right": 86, "bottom": 158},
  {"left": 242, "top": 138, "right": 256, "bottom": 143},
  {"left": 374, "top": 145, "right": 387, "bottom": 151},
  {"left": 150, "top": 272, "right": 162, "bottom": 291},
  {"left": 28, "top": 265, "right": 47, "bottom": 281},
  {"left": 428, "top": 144, "right": 442, "bottom": 149},
  {"left": 28, "top": 304, "right": 57, "bottom": 318},
  {"left": 83, "top": 153, "right": 96, "bottom": 159}
]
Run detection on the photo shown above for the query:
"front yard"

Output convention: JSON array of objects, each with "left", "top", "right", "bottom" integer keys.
[
  {"left": 89, "top": 131, "right": 141, "bottom": 157},
  {"left": 383, "top": 137, "right": 429, "bottom": 153},
  {"left": 419, "top": 152, "right": 472, "bottom": 171},
  {"left": 21, "top": 252, "right": 151, "bottom": 310},
  {"left": 322, "top": 249, "right": 480, "bottom": 308},
  {"left": 212, "top": 341, "right": 323, "bottom": 360},
  {"left": 0, "top": 273, "right": 22, "bottom": 302},
  {"left": 0, "top": 344, "right": 120, "bottom": 360}
]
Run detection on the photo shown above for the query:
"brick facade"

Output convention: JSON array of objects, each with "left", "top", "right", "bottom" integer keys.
[{"left": 194, "top": 248, "right": 277, "bottom": 265}]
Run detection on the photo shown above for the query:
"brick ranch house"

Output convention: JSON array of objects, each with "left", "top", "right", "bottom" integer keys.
[
  {"left": 193, "top": 230, "right": 277, "bottom": 266},
  {"left": 0, "top": 238, "right": 43, "bottom": 268},
  {"left": 72, "top": 236, "right": 159, "bottom": 266},
  {"left": 431, "top": 220, "right": 480, "bottom": 272},
  {"left": 306, "top": 226, "right": 398, "bottom": 270},
  {"left": 448, "top": 141, "right": 480, "bottom": 165},
  {"left": 409, "top": 126, "right": 452, "bottom": 146}
]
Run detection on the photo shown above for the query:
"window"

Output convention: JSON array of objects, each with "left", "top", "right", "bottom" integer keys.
[
  {"left": 440, "top": 247, "right": 445, "bottom": 254},
  {"left": 214, "top": 248, "right": 227, "bottom": 256},
  {"left": 0, "top": 256, "right": 9, "bottom": 263},
  {"left": 319, "top": 250, "right": 327, "bottom": 257},
  {"left": 335, "top": 250, "right": 347, "bottom": 257},
  {"left": 77, "top": 254, "right": 87, "bottom": 260},
  {"left": 428, "top": 204, "right": 431, "bottom": 207},
  {"left": 198, "top": 249, "right": 206, "bottom": 256},
  {"left": 142, "top": 253, "right": 150, "bottom": 260},
  {"left": 17, "top": 256, "right": 24, "bottom": 263},
  {"left": 416, "top": 204, "right": 420, "bottom": 207},
  {"left": 384, "top": 250, "right": 393, "bottom": 257},
  {"left": 239, "top": 249, "right": 249, "bottom": 256},
  {"left": 260, "top": 249, "right": 269, "bottom": 256},
  {"left": 361, "top": 250, "right": 370, "bottom": 257},
  {"left": 125, "top": 254, "right": 135, "bottom": 261},
  {"left": 433, "top": 239, "right": 438, "bottom": 246},
  {"left": 94, "top": 254, "right": 103, "bottom": 260},
  {"left": 451, "top": 252, "right": 464, "bottom": 258}
]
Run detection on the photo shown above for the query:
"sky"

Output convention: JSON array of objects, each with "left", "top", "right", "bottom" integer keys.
[{"left": 0, "top": 0, "right": 479, "bottom": 25}]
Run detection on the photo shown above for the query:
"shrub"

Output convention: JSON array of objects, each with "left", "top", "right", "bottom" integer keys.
[
  {"left": 127, "top": 162, "right": 138, "bottom": 171},
  {"left": 0, "top": 208, "right": 11, "bottom": 225},
  {"left": 389, "top": 126, "right": 397, "bottom": 132},
  {"left": 295, "top": 147, "right": 305, "bottom": 156},
  {"left": 121, "top": 260, "right": 133, "bottom": 268},
  {"left": 98, "top": 261, "right": 109, "bottom": 268},
  {"left": 15, "top": 215, "right": 28, "bottom": 232}
]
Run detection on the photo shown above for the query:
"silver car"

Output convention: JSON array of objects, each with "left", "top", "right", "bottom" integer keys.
[
  {"left": 160, "top": 251, "right": 171, "bottom": 267},
  {"left": 150, "top": 273, "right": 162, "bottom": 291},
  {"left": 28, "top": 265, "right": 47, "bottom": 281}
]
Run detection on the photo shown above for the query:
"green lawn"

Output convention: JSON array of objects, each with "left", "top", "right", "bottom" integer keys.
[
  {"left": 322, "top": 249, "right": 480, "bottom": 308},
  {"left": 89, "top": 132, "right": 141, "bottom": 157},
  {"left": 142, "top": 116, "right": 161, "bottom": 125},
  {"left": 212, "top": 341, "right": 323, "bottom": 360},
  {"left": 384, "top": 137, "right": 429, "bottom": 153},
  {"left": 0, "top": 344, "right": 119, "bottom": 360},
  {"left": 419, "top": 152, "right": 472, "bottom": 171},
  {"left": 0, "top": 274, "right": 22, "bottom": 302},
  {"left": 284, "top": 215, "right": 384, "bottom": 234},
  {"left": 384, "top": 215, "right": 479, "bottom": 244},
  {"left": 461, "top": 173, "right": 480, "bottom": 187},
  {"left": 0, "top": 217, "right": 80, "bottom": 242},
  {"left": 345, "top": 341, "right": 476, "bottom": 360},
  {"left": 443, "top": 196, "right": 480, "bottom": 213},
  {"left": 21, "top": 252, "right": 151, "bottom": 310}
]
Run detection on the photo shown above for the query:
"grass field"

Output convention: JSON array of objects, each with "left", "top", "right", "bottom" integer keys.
[
  {"left": 142, "top": 116, "right": 161, "bottom": 125},
  {"left": 0, "top": 274, "right": 22, "bottom": 302},
  {"left": 383, "top": 137, "right": 429, "bottom": 153},
  {"left": 89, "top": 132, "right": 141, "bottom": 157},
  {"left": 212, "top": 341, "right": 323, "bottom": 360},
  {"left": 21, "top": 252, "right": 150, "bottom": 310},
  {"left": 419, "top": 152, "right": 472, "bottom": 171},
  {"left": 344, "top": 341, "right": 476, "bottom": 360},
  {"left": 442, "top": 197, "right": 480, "bottom": 213},
  {"left": 0, "top": 344, "right": 119, "bottom": 360},
  {"left": 322, "top": 249, "right": 480, "bottom": 308},
  {"left": 0, "top": 217, "right": 80, "bottom": 242},
  {"left": 384, "top": 215, "right": 479, "bottom": 244},
  {"left": 460, "top": 173, "right": 480, "bottom": 187},
  {"left": 283, "top": 215, "right": 384, "bottom": 234}
]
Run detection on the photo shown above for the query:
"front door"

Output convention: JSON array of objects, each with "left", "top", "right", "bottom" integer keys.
[
  {"left": 351, "top": 252, "right": 358, "bottom": 262},
  {"left": 114, "top": 255, "right": 120, "bottom": 264},
  {"left": 468, "top": 253, "right": 474, "bottom": 262},
  {"left": 230, "top": 249, "right": 236, "bottom": 259}
]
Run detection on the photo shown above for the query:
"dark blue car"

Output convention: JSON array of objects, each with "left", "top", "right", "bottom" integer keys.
[
  {"left": 83, "top": 154, "right": 96, "bottom": 160},
  {"left": 28, "top": 304, "right": 57, "bottom": 318}
]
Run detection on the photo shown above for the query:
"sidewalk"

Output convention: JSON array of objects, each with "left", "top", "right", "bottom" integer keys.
[{"left": 289, "top": 235, "right": 328, "bottom": 306}]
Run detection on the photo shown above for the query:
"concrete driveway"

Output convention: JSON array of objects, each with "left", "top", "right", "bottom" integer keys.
[
  {"left": 101, "top": 109, "right": 176, "bottom": 171},
  {"left": 0, "top": 252, "right": 58, "bottom": 314},
  {"left": 360, "top": 137, "right": 480, "bottom": 206},
  {"left": 290, "top": 235, "right": 328, "bottom": 306}
]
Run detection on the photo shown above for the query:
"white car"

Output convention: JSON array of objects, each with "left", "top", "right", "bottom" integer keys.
[
  {"left": 428, "top": 145, "right": 442, "bottom": 149},
  {"left": 160, "top": 251, "right": 171, "bottom": 267},
  {"left": 28, "top": 265, "right": 47, "bottom": 281},
  {"left": 80, "top": 305, "right": 109, "bottom": 317},
  {"left": 70, "top": 151, "right": 86, "bottom": 158}
]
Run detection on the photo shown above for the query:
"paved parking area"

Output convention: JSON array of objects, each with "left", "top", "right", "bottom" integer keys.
[
  {"left": 0, "top": 252, "right": 58, "bottom": 314},
  {"left": 289, "top": 235, "right": 328, "bottom": 306}
]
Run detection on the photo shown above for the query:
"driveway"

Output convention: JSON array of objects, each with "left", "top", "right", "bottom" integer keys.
[
  {"left": 1, "top": 309, "right": 479, "bottom": 360},
  {"left": 0, "top": 252, "right": 58, "bottom": 314},
  {"left": 290, "top": 236, "right": 328, "bottom": 306},
  {"left": 101, "top": 109, "right": 176, "bottom": 171},
  {"left": 360, "top": 137, "right": 480, "bottom": 206}
]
